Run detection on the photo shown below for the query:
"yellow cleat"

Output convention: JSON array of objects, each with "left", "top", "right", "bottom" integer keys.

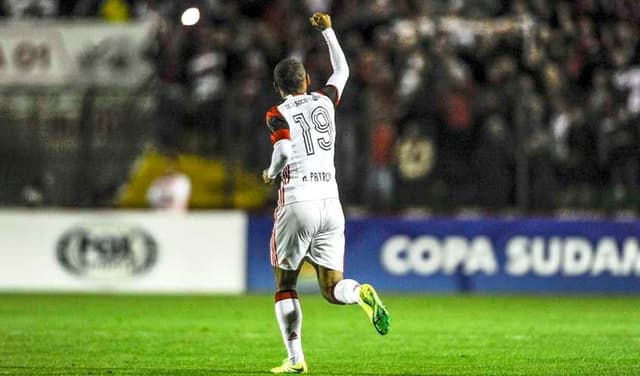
[
  {"left": 270, "top": 359, "right": 308, "bottom": 373},
  {"left": 358, "top": 283, "right": 391, "bottom": 335}
]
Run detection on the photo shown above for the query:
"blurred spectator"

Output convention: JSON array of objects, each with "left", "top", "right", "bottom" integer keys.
[
  {"left": 2, "top": 0, "right": 57, "bottom": 17},
  {"left": 614, "top": 65, "right": 640, "bottom": 116},
  {"left": 395, "top": 123, "right": 435, "bottom": 208},
  {"left": 103, "top": 0, "right": 640, "bottom": 213},
  {"left": 186, "top": 27, "right": 229, "bottom": 153},
  {"left": 100, "top": 0, "right": 130, "bottom": 22},
  {"left": 550, "top": 99, "right": 572, "bottom": 164},
  {"left": 365, "top": 121, "right": 395, "bottom": 212},
  {"left": 4, "top": 0, "right": 640, "bottom": 214},
  {"left": 473, "top": 116, "right": 514, "bottom": 209},
  {"left": 146, "top": 159, "right": 191, "bottom": 212}
]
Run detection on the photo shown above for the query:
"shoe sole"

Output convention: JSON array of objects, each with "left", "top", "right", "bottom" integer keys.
[{"left": 360, "top": 284, "right": 390, "bottom": 335}]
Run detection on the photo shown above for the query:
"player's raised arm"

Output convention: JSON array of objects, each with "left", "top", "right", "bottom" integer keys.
[{"left": 310, "top": 13, "right": 349, "bottom": 105}]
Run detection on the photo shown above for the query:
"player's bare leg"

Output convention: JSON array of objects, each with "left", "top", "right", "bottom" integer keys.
[
  {"left": 271, "top": 267, "right": 308, "bottom": 373},
  {"left": 313, "top": 263, "right": 391, "bottom": 335}
]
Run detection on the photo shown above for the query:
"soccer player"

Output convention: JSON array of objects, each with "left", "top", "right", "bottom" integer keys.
[{"left": 262, "top": 13, "right": 391, "bottom": 374}]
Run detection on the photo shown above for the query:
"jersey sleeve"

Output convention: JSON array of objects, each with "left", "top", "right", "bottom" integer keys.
[
  {"left": 319, "top": 28, "right": 348, "bottom": 106},
  {"left": 315, "top": 85, "right": 340, "bottom": 106},
  {"left": 265, "top": 105, "right": 290, "bottom": 144}
]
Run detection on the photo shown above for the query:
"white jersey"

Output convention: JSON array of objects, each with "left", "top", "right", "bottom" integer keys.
[
  {"left": 266, "top": 90, "right": 339, "bottom": 206},
  {"left": 265, "top": 28, "right": 349, "bottom": 271}
]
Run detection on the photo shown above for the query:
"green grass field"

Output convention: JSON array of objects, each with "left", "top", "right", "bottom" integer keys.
[{"left": 1, "top": 294, "right": 639, "bottom": 375}]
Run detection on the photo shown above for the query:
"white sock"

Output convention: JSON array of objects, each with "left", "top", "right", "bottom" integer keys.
[
  {"left": 332, "top": 279, "right": 361, "bottom": 304},
  {"left": 275, "top": 291, "right": 304, "bottom": 364}
]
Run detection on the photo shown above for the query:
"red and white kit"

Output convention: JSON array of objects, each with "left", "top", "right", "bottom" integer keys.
[{"left": 266, "top": 28, "right": 349, "bottom": 272}]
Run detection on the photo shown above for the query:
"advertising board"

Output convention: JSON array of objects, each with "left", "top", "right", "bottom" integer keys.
[
  {"left": 248, "top": 216, "right": 640, "bottom": 293},
  {"left": 0, "top": 211, "right": 247, "bottom": 293},
  {"left": 0, "top": 21, "right": 153, "bottom": 86}
]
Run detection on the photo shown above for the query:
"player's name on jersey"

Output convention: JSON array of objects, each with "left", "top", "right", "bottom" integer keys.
[
  {"left": 302, "top": 172, "right": 332, "bottom": 182},
  {"left": 283, "top": 95, "right": 323, "bottom": 109},
  {"left": 283, "top": 97, "right": 311, "bottom": 109}
]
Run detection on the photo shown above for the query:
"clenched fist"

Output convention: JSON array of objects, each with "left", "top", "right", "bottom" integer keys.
[
  {"left": 262, "top": 169, "right": 275, "bottom": 185},
  {"left": 309, "top": 12, "right": 332, "bottom": 31}
]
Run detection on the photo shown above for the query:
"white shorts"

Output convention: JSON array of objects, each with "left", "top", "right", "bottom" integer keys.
[{"left": 270, "top": 198, "right": 345, "bottom": 271}]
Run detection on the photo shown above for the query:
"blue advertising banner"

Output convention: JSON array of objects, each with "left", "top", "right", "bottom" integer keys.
[{"left": 247, "top": 217, "right": 640, "bottom": 293}]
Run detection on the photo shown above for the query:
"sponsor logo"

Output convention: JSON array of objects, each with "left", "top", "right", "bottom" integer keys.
[
  {"left": 381, "top": 235, "right": 640, "bottom": 277},
  {"left": 381, "top": 235, "right": 497, "bottom": 276},
  {"left": 505, "top": 236, "right": 640, "bottom": 277},
  {"left": 57, "top": 223, "right": 157, "bottom": 280}
]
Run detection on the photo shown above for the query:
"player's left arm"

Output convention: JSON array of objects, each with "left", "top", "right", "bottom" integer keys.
[
  {"left": 310, "top": 13, "right": 349, "bottom": 106},
  {"left": 263, "top": 106, "right": 292, "bottom": 185},
  {"left": 263, "top": 140, "right": 292, "bottom": 185}
]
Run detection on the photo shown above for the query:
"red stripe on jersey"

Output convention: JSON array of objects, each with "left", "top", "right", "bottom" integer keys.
[
  {"left": 278, "top": 183, "right": 285, "bottom": 207},
  {"left": 282, "top": 165, "right": 290, "bottom": 185},
  {"left": 271, "top": 128, "right": 290, "bottom": 144},
  {"left": 266, "top": 105, "right": 283, "bottom": 121},
  {"left": 270, "top": 235, "right": 277, "bottom": 266},
  {"left": 315, "top": 84, "right": 341, "bottom": 106},
  {"left": 328, "top": 84, "right": 341, "bottom": 105},
  {"left": 270, "top": 208, "right": 278, "bottom": 267}
]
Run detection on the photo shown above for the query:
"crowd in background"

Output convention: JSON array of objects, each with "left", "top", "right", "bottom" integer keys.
[{"left": 3, "top": 0, "right": 640, "bottom": 214}]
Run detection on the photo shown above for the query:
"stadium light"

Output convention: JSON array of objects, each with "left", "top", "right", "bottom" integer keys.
[{"left": 181, "top": 7, "right": 200, "bottom": 26}]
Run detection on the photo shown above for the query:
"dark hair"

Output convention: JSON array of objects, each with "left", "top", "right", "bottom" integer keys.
[{"left": 273, "top": 58, "right": 306, "bottom": 95}]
